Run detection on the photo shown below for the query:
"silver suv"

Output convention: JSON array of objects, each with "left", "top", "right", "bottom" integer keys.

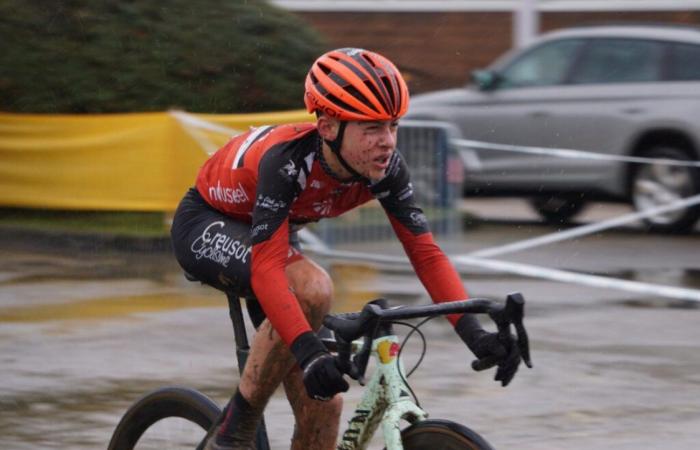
[{"left": 407, "top": 25, "right": 700, "bottom": 233}]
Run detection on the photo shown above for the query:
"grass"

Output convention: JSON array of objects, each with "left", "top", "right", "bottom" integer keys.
[{"left": 0, "top": 208, "right": 170, "bottom": 237}]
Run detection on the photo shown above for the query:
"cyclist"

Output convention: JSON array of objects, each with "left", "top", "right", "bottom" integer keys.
[{"left": 170, "top": 48, "right": 523, "bottom": 450}]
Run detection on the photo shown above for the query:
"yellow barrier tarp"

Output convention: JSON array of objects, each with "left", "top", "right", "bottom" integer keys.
[{"left": 0, "top": 110, "right": 314, "bottom": 211}]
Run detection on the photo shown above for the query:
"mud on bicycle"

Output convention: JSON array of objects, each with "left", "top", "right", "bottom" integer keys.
[{"left": 108, "top": 286, "right": 532, "bottom": 450}]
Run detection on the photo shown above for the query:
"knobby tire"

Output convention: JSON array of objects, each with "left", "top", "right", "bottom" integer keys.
[
  {"left": 394, "top": 419, "right": 495, "bottom": 450},
  {"left": 107, "top": 386, "right": 221, "bottom": 450}
]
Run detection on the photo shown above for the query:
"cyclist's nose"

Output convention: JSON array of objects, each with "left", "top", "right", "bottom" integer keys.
[{"left": 377, "top": 125, "right": 396, "bottom": 149}]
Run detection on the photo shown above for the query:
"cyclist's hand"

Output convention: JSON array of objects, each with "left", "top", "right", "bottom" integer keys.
[
  {"left": 291, "top": 331, "right": 349, "bottom": 401},
  {"left": 455, "top": 314, "right": 522, "bottom": 387},
  {"left": 467, "top": 330, "right": 521, "bottom": 387}
]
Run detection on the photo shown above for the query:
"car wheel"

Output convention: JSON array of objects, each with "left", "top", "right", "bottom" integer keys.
[
  {"left": 529, "top": 195, "right": 586, "bottom": 225},
  {"left": 631, "top": 146, "right": 700, "bottom": 234}
]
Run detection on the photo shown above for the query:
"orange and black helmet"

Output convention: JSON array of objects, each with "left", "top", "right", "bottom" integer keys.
[{"left": 304, "top": 48, "right": 409, "bottom": 121}]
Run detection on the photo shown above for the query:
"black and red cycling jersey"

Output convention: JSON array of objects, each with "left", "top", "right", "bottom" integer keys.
[{"left": 196, "top": 123, "right": 468, "bottom": 347}]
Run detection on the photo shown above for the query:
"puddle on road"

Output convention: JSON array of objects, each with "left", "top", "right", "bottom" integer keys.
[
  {"left": 0, "top": 249, "right": 182, "bottom": 286},
  {"left": 0, "top": 293, "right": 221, "bottom": 323},
  {"left": 599, "top": 268, "right": 700, "bottom": 309},
  {"left": 0, "top": 378, "right": 232, "bottom": 450},
  {"left": 3, "top": 247, "right": 700, "bottom": 449},
  {"left": 603, "top": 268, "right": 700, "bottom": 289}
]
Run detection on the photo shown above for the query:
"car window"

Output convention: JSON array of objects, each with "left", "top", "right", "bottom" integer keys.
[
  {"left": 569, "top": 39, "right": 663, "bottom": 84},
  {"left": 668, "top": 43, "right": 700, "bottom": 81},
  {"left": 498, "top": 39, "right": 584, "bottom": 89}
]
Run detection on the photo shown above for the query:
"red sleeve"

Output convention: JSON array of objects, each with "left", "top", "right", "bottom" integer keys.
[
  {"left": 250, "top": 220, "right": 312, "bottom": 347},
  {"left": 388, "top": 216, "right": 468, "bottom": 326}
]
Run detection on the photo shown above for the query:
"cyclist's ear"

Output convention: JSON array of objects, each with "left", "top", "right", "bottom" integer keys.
[{"left": 317, "top": 114, "right": 341, "bottom": 141}]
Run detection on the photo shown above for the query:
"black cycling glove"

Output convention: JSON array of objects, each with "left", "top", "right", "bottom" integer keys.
[
  {"left": 291, "top": 331, "right": 349, "bottom": 401},
  {"left": 455, "top": 313, "right": 522, "bottom": 387}
]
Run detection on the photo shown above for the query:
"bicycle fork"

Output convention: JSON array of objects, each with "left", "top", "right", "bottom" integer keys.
[{"left": 337, "top": 335, "right": 428, "bottom": 450}]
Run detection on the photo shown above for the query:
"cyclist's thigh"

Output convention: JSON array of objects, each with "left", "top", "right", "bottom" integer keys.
[
  {"left": 171, "top": 188, "right": 253, "bottom": 294},
  {"left": 285, "top": 230, "right": 330, "bottom": 295},
  {"left": 285, "top": 256, "right": 333, "bottom": 302},
  {"left": 284, "top": 256, "right": 334, "bottom": 330}
]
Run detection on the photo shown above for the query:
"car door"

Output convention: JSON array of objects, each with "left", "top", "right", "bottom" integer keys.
[
  {"left": 454, "top": 38, "right": 588, "bottom": 188},
  {"left": 459, "top": 37, "right": 666, "bottom": 193},
  {"left": 523, "top": 37, "right": 667, "bottom": 190}
]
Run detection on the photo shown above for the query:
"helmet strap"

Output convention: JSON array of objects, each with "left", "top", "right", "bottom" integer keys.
[{"left": 323, "top": 121, "right": 365, "bottom": 181}]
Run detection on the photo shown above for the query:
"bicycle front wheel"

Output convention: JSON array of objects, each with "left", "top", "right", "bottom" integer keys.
[
  {"left": 108, "top": 386, "right": 221, "bottom": 450},
  {"left": 397, "top": 419, "right": 495, "bottom": 450}
]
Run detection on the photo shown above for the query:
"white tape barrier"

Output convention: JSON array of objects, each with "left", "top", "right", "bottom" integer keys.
[
  {"left": 299, "top": 240, "right": 407, "bottom": 266},
  {"left": 169, "top": 110, "right": 242, "bottom": 155},
  {"left": 453, "top": 255, "right": 700, "bottom": 303},
  {"left": 298, "top": 240, "right": 700, "bottom": 303},
  {"left": 448, "top": 136, "right": 700, "bottom": 300},
  {"left": 469, "top": 193, "right": 700, "bottom": 258},
  {"left": 170, "top": 110, "right": 241, "bottom": 135},
  {"left": 454, "top": 138, "right": 700, "bottom": 168}
]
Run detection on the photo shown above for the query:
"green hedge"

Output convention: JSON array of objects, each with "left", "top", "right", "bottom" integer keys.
[{"left": 0, "top": 0, "right": 325, "bottom": 113}]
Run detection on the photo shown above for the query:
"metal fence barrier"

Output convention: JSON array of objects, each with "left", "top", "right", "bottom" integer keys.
[{"left": 309, "top": 121, "right": 463, "bottom": 245}]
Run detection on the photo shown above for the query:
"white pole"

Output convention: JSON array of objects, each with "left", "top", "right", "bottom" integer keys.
[{"left": 515, "top": 0, "right": 539, "bottom": 48}]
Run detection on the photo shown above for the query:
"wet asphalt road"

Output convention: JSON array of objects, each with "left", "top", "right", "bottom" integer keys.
[{"left": 1, "top": 201, "right": 700, "bottom": 450}]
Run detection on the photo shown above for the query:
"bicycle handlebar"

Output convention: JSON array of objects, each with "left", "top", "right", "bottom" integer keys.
[{"left": 323, "top": 292, "right": 532, "bottom": 382}]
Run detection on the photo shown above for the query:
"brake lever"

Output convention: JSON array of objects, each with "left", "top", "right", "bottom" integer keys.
[
  {"left": 333, "top": 333, "right": 369, "bottom": 385},
  {"left": 487, "top": 292, "right": 533, "bottom": 369},
  {"left": 352, "top": 333, "right": 373, "bottom": 386},
  {"left": 506, "top": 292, "right": 533, "bottom": 368},
  {"left": 335, "top": 335, "right": 354, "bottom": 376},
  {"left": 515, "top": 321, "right": 533, "bottom": 368}
]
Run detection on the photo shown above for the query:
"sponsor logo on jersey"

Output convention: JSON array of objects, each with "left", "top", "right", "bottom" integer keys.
[
  {"left": 310, "top": 180, "right": 323, "bottom": 189},
  {"left": 256, "top": 195, "right": 287, "bottom": 212},
  {"left": 410, "top": 211, "right": 427, "bottom": 227},
  {"left": 208, "top": 181, "right": 250, "bottom": 205},
  {"left": 312, "top": 199, "right": 333, "bottom": 216},
  {"left": 250, "top": 223, "right": 269, "bottom": 238},
  {"left": 278, "top": 160, "right": 298, "bottom": 180},
  {"left": 190, "top": 221, "right": 251, "bottom": 267}
]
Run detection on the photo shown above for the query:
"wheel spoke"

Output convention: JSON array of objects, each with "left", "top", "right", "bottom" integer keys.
[
  {"left": 631, "top": 148, "right": 699, "bottom": 232},
  {"left": 634, "top": 174, "right": 683, "bottom": 224}
]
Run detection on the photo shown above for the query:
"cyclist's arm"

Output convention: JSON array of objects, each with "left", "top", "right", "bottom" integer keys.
[
  {"left": 250, "top": 146, "right": 312, "bottom": 347},
  {"left": 373, "top": 153, "right": 468, "bottom": 326}
]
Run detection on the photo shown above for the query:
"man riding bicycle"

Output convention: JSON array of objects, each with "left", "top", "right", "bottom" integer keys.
[{"left": 170, "top": 48, "right": 524, "bottom": 450}]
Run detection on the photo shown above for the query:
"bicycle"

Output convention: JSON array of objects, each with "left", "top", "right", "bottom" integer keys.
[{"left": 108, "top": 283, "right": 532, "bottom": 450}]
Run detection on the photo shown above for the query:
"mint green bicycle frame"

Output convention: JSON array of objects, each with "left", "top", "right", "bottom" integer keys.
[{"left": 337, "top": 334, "right": 427, "bottom": 450}]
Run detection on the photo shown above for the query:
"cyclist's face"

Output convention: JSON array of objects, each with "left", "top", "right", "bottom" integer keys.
[{"left": 341, "top": 120, "right": 399, "bottom": 181}]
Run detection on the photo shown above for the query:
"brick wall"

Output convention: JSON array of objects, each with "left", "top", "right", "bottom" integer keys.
[{"left": 292, "top": 10, "right": 700, "bottom": 93}]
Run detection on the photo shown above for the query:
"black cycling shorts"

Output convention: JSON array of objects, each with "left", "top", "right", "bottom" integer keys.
[{"left": 170, "top": 188, "right": 302, "bottom": 327}]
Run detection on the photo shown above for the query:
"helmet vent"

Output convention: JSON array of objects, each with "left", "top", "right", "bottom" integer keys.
[
  {"left": 362, "top": 53, "right": 378, "bottom": 68},
  {"left": 304, "top": 48, "right": 408, "bottom": 121},
  {"left": 326, "top": 93, "right": 362, "bottom": 116},
  {"left": 380, "top": 76, "right": 398, "bottom": 115}
]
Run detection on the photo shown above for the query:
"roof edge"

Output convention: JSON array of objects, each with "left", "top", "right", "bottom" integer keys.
[{"left": 270, "top": 1, "right": 700, "bottom": 13}]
